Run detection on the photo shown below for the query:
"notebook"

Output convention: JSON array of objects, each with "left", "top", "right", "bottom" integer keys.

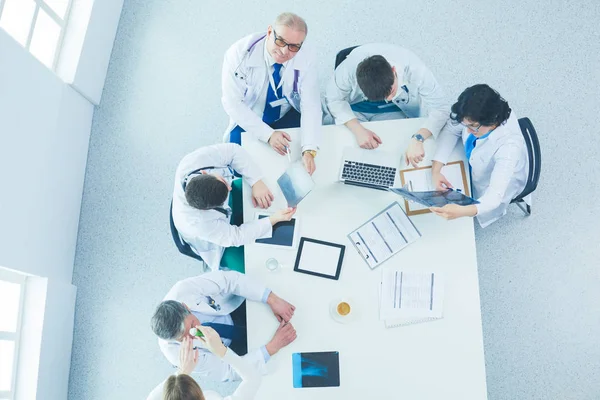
[{"left": 379, "top": 268, "right": 444, "bottom": 328}]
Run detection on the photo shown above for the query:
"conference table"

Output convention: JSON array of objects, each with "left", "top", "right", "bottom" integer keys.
[{"left": 241, "top": 118, "right": 488, "bottom": 399}]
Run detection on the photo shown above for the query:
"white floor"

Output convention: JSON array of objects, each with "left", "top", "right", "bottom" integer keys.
[{"left": 68, "top": 0, "right": 600, "bottom": 399}]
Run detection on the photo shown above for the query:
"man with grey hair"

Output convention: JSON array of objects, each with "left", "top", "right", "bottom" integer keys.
[
  {"left": 221, "top": 12, "right": 322, "bottom": 175},
  {"left": 151, "top": 270, "right": 296, "bottom": 381}
]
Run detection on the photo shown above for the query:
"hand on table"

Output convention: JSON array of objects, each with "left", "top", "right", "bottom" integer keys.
[
  {"left": 267, "top": 292, "right": 296, "bottom": 322},
  {"left": 265, "top": 320, "right": 297, "bottom": 355},
  {"left": 251, "top": 180, "right": 274, "bottom": 209},
  {"left": 405, "top": 138, "right": 425, "bottom": 168},
  {"left": 355, "top": 128, "right": 382, "bottom": 149}
]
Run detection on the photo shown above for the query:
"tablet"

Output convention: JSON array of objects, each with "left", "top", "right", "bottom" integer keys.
[
  {"left": 255, "top": 213, "right": 298, "bottom": 248},
  {"left": 293, "top": 237, "right": 345, "bottom": 280}
]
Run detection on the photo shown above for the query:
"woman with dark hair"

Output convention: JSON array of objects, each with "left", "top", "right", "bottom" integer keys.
[
  {"left": 429, "top": 84, "right": 529, "bottom": 227},
  {"left": 147, "top": 326, "right": 261, "bottom": 400}
]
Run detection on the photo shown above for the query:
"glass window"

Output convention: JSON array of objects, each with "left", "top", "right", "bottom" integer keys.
[
  {"left": 29, "top": 7, "right": 61, "bottom": 68},
  {"left": 0, "top": 281, "right": 21, "bottom": 332},
  {"left": 0, "top": 0, "right": 36, "bottom": 46},
  {"left": 42, "top": 0, "right": 70, "bottom": 19},
  {"left": 0, "top": 340, "right": 16, "bottom": 392},
  {"left": 0, "top": 0, "right": 74, "bottom": 71}
]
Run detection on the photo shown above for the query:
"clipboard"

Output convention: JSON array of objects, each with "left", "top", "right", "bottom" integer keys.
[
  {"left": 347, "top": 202, "right": 421, "bottom": 270},
  {"left": 399, "top": 161, "right": 470, "bottom": 216}
]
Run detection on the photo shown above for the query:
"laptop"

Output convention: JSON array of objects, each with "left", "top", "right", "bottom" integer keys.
[{"left": 339, "top": 147, "right": 399, "bottom": 190}]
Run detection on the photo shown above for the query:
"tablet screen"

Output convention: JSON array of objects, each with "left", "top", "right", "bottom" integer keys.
[{"left": 255, "top": 215, "right": 296, "bottom": 246}]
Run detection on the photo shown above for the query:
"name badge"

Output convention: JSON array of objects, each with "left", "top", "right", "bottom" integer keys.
[{"left": 269, "top": 97, "right": 289, "bottom": 108}]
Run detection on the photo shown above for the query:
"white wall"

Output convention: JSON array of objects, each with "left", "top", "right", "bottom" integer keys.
[{"left": 0, "top": 0, "right": 123, "bottom": 393}]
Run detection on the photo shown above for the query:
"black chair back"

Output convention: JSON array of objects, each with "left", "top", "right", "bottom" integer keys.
[
  {"left": 170, "top": 200, "right": 204, "bottom": 262},
  {"left": 334, "top": 46, "right": 360, "bottom": 69},
  {"left": 512, "top": 117, "right": 541, "bottom": 202}
]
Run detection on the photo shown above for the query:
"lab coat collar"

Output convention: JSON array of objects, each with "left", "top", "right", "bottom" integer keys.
[{"left": 247, "top": 34, "right": 267, "bottom": 68}]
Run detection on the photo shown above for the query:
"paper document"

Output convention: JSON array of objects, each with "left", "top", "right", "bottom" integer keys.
[
  {"left": 348, "top": 202, "right": 421, "bottom": 269},
  {"left": 380, "top": 268, "right": 444, "bottom": 325}
]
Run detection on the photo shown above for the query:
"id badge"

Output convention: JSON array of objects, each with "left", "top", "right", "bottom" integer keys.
[{"left": 269, "top": 97, "right": 289, "bottom": 108}]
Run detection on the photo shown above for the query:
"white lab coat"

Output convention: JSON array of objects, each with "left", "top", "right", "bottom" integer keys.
[
  {"left": 172, "top": 143, "right": 272, "bottom": 270},
  {"left": 325, "top": 43, "right": 448, "bottom": 136},
  {"left": 157, "top": 271, "right": 270, "bottom": 382},
  {"left": 147, "top": 349, "right": 262, "bottom": 400},
  {"left": 433, "top": 113, "right": 529, "bottom": 227},
  {"left": 221, "top": 32, "right": 321, "bottom": 151}
]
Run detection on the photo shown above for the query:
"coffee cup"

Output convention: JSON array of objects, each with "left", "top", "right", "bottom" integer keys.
[{"left": 336, "top": 301, "right": 352, "bottom": 317}]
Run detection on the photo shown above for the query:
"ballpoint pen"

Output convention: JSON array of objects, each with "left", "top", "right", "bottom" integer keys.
[{"left": 286, "top": 146, "right": 291, "bottom": 162}]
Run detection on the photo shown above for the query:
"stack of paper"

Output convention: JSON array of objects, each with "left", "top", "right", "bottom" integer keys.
[{"left": 379, "top": 268, "right": 444, "bottom": 328}]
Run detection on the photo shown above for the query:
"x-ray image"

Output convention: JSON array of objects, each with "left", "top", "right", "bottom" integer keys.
[{"left": 277, "top": 162, "right": 315, "bottom": 207}]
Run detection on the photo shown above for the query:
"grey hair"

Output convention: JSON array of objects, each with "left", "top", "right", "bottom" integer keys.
[
  {"left": 150, "top": 300, "right": 190, "bottom": 340},
  {"left": 274, "top": 12, "right": 308, "bottom": 35}
]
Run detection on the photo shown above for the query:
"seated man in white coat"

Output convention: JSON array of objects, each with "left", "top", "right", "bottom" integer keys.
[
  {"left": 325, "top": 43, "right": 448, "bottom": 166},
  {"left": 429, "top": 84, "right": 528, "bottom": 227},
  {"left": 222, "top": 12, "right": 321, "bottom": 175},
  {"left": 151, "top": 270, "right": 297, "bottom": 382},
  {"left": 172, "top": 143, "right": 296, "bottom": 272}
]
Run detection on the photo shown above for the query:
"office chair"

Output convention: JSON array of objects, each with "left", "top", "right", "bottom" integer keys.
[
  {"left": 170, "top": 200, "right": 206, "bottom": 265},
  {"left": 334, "top": 45, "right": 360, "bottom": 69},
  {"left": 511, "top": 117, "right": 541, "bottom": 216}
]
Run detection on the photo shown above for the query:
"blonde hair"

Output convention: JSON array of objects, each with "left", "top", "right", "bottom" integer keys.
[
  {"left": 163, "top": 374, "right": 205, "bottom": 400},
  {"left": 274, "top": 12, "right": 308, "bottom": 35}
]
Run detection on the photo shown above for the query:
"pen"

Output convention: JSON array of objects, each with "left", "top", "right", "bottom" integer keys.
[{"left": 286, "top": 146, "right": 291, "bottom": 162}]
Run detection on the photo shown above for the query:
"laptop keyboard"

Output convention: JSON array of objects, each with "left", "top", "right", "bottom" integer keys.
[{"left": 342, "top": 161, "right": 396, "bottom": 188}]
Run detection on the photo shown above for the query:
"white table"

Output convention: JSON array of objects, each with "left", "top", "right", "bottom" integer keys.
[{"left": 242, "top": 119, "right": 487, "bottom": 399}]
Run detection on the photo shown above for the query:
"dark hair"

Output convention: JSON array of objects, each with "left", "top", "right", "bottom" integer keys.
[
  {"left": 184, "top": 174, "right": 228, "bottom": 210},
  {"left": 356, "top": 55, "right": 395, "bottom": 101},
  {"left": 150, "top": 300, "right": 190, "bottom": 340},
  {"left": 163, "top": 374, "right": 205, "bottom": 400},
  {"left": 450, "top": 84, "right": 511, "bottom": 127}
]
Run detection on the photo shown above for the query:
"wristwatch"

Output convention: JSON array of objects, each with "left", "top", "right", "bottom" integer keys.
[
  {"left": 302, "top": 150, "right": 317, "bottom": 158},
  {"left": 412, "top": 133, "right": 425, "bottom": 143}
]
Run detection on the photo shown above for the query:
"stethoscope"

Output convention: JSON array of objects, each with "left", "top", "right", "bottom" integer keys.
[
  {"left": 182, "top": 166, "right": 235, "bottom": 217},
  {"left": 233, "top": 34, "right": 301, "bottom": 102},
  {"left": 391, "top": 84, "right": 410, "bottom": 105}
]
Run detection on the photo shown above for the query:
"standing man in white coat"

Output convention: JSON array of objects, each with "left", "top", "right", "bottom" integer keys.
[
  {"left": 221, "top": 12, "right": 321, "bottom": 175},
  {"left": 325, "top": 43, "right": 448, "bottom": 166},
  {"left": 172, "top": 143, "right": 296, "bottom": 272},
  {"left": 150, "top": 270, "right": 297, "bottom": 382},
  {"left": 429, "top": 84, "right": 529, "bottom": 227}
]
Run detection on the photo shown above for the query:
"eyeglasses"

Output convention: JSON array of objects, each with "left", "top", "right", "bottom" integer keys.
[
  {"left": 461, "top": 121, "right": 483, "bottom": 133},
  {"left": 273, "top": 30, "right": 302, "bottom": 53}
]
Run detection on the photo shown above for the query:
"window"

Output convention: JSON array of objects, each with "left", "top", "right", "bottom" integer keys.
[
  {"left": 0, "top": 269, "right": 26, "bottom": 400},
  {"left": 0, "top": 0, "right": 73, "bottom": 69}
]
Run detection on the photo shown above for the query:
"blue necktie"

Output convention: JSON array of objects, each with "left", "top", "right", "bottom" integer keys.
[
  {"left": 262, "top": 63, "right": 283, "bottom": 124},
  {"left": 202, "top": 322, "right": 246, "bottom": 342},
  {"left": 465, "top": 133, "right": 478, "bottom": 164},
  {"left": 465, "top": 129, "right": 494, "bottom": 166}
]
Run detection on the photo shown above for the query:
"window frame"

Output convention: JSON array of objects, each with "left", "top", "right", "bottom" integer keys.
[
  {"left": 0, "top": 0, "right": 75, "bottom": 70},
  {"left": 0, "top": 269, "right": 27, "bottom": 400}
]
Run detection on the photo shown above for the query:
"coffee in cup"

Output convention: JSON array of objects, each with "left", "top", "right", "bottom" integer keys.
[{"left": 336, "top": 301, "right": 351, "bottom": 316}]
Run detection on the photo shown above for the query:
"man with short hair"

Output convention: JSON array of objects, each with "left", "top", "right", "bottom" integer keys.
[
  {"left": 172, "top": 143, "right": 295, "bottom": 271},
  {"left": 325, "top": 44, "right": 448, "bottom": 167},
  {"left": 151, "top": 270, "right": 297, "bottom": 382},
  {"left": 221, "top": 12, "right": 321, "bottom": 175}
]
